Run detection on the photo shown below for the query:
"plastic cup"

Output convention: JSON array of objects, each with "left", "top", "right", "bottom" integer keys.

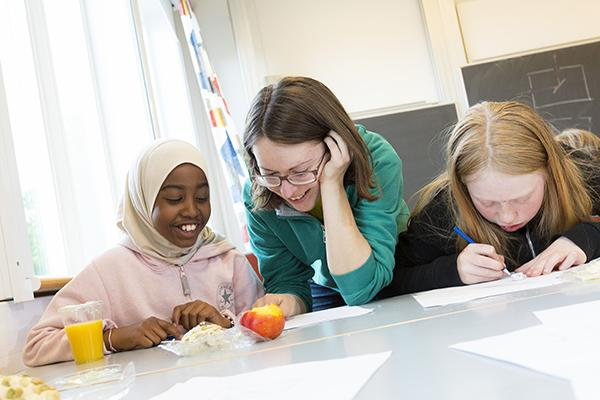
[{"left": 59, "top": 301, "right": 104, "bottom": 364}]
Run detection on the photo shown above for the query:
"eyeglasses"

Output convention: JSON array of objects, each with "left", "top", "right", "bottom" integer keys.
[{"left": 254, "top": 153, "right": 327, "bottom": 188}]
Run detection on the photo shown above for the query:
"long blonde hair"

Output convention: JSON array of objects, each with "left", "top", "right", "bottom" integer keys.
[{"left": 413, "top": 101, "right": 592, "bottom": 258}]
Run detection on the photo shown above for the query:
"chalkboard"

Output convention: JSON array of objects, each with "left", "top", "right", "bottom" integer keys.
[
  {"left": 462, "top": 40, "right": 600, "bottom": 134},
  {"left": 355, "top": 103, "right": 458, "bottom": 207}
]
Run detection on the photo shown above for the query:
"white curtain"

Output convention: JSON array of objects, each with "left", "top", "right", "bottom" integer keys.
[{"left": 0, "top": 0, "right": 247, "bottom": 302}]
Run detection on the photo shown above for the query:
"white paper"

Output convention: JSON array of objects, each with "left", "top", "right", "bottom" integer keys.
[
  {"left": 452, "top": 324, "right": 600, "bottom": 400},
  {"left": 150, "top": 351, "right": 391, "bottom": 400},
  {"left": 413, "top": 271, "right": 564, "bottom": 308},
  {"left": 451, "top": 325, "right": 574, "bottom": 377},
  {"left": 284, "top": 306, "right": 373, "bottom": 330},
  {"left": 534, "top": 299, "right": 600, "bottom": 330},
  {"left": 451, "top": 298, "right": 600, "bottom": 400}
]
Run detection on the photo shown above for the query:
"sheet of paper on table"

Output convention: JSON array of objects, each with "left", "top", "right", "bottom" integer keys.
[
  {"left": 284, "top": 306, "right": 373, "bottom": 330},
  {"left": 149, "top": 351, "right": 391, "bottom": 400},
  {"left": 412, "top": 271, "right": 565, "bottom": 308},
  {"left": 450, "top": 299, "right": 600, "bottom": 400}
]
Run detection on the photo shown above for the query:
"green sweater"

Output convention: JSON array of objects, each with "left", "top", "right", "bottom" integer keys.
[{"left": 243, "top": 126, "right": 409, "bottom": 311}]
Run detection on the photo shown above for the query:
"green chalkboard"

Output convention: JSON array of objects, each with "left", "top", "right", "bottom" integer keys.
[
  {"left": 462, "top": 40, "right": 600, "bottom": 134},
  {"left": 356, "top": 103, "right": 458, "bottom": 207}
]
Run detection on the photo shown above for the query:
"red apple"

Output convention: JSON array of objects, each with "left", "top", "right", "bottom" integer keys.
[{"left": 239, "top": 304, "right": 285, "bottom": 340}]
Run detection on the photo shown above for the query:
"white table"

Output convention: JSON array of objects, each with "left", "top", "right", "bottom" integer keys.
[{"left": 23, "top": 278, "right": 595, "bottom": 399}]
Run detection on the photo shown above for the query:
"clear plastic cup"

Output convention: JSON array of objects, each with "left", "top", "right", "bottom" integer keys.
[{"left": 59, "top": 301, "right": 104, "bottom": 364}]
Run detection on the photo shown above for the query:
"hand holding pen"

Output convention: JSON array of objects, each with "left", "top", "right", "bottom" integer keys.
[{"left": 453, "top": 226, "right": 510, "bottom": 285}]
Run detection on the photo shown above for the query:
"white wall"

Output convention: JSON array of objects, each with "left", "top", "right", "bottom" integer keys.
[
  {"left": 192, "top": 0, "right": 600, "bottom": 123},
  {"left": 456, "top": 0, "right": 600, "bottom": 62},
  {"left": 230, "top": 0, "right": 440, "bottom": 117},
  {"left": 250, "top": 0, "right": 439, "bottom": 115},
  {"left": 0, "top": 296, "right": 51, "bottom": 374}
]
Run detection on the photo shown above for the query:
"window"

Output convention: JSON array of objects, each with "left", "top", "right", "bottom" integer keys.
[
  {"left": 0, "top": 0, "right": 153, "bottom": 285},
  {"left": 0, "top": 0, "right": 244, "bottom": 301}
]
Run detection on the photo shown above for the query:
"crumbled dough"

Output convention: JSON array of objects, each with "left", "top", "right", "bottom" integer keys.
[
  {"left": 0, "top": 375, "right": 60, "bottom": 400},
  {"left": 181, "top": 323, "right": 227, "bottom": 348},
  {"left": 568, "top": 259, "right": 600, "bottom": 281},
  {"left": 510, "top": 272, "right": 527, "bottom": 281}
]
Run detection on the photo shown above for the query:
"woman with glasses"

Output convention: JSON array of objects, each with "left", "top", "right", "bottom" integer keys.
[{"left": 242, "top": 76, "right": 410, "bottom": 316}]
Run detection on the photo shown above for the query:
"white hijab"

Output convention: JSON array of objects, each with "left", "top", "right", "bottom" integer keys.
[{"left": 117, "top": 139, "right": 222, "bottom": 265}]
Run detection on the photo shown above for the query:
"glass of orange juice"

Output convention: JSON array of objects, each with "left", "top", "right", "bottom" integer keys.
[{"left": 59, "top": 301, "right": 104, "bottom": 364}]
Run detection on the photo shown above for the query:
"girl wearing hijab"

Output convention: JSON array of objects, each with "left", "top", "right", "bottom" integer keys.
[{"left": 23, "top": 139, "right": 263, "bottom": 366}]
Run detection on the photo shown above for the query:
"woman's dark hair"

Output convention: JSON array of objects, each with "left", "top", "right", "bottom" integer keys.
[{"left": 243, "top": 76, "right": 376, "bottom": 210}]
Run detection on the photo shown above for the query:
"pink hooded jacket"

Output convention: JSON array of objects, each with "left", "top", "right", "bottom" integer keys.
[{"left": 23, "top": 238, "right": 264, "bottom": 366}]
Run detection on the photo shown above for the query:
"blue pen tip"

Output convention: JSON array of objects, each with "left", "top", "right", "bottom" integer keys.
[{"left": 453, "top": 226, "right": 475, "bottom": 244}]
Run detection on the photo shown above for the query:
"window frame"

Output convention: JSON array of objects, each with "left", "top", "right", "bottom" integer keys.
[{"left": 0, "top": 61, "right": 39, "bottom": 302}]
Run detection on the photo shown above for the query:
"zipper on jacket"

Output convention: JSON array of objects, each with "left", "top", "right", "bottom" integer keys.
[
  {"left": 177, "top": 264, "right": 191, "bottom": 298},
  {"left": 525, "top": 227, "right": 536, "bottom": 258},
  {"left": 276, "top": 207, "right": 327, "bottom": 244}
]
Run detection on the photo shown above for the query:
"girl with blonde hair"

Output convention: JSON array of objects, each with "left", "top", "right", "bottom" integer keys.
[{"left": 384, "top": 101, "right": 600, "bottom": 294}]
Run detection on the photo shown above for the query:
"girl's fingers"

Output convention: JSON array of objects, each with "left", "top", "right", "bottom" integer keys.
[
  {"left": 190, "top": 303, "right": 211, "bottom": 327},
  {"left": 525, "top": 257, "right": 546, "bottom": 277},
  {"left": 189, "top": 312, "right": 201, "bottom": 330},
  {"left": 558, "top": 252, "right": 578, "bottom": 271},
  {"left": 467, "top": 243, "right": 501, "bottom": 258},
  {"left": 515, "top": 258, "right": 535, "bottom": 273},
  {"left": 471, "top": 254, "right": 505, "bottom": 271},
  {"left": 468, "top": 266, "right": 504, "bottom": 280},
  {"left": 523, "top": 251, "right": 577, "bottom": 277},
  {"left": 172, "top": 303, "right": 192, "bottom": 325},
  {"left": 514, "top": 264, "right": 527, "bottom": 273},
  {"left": 150, "top": 324, "right": 168, "bottom": 342},
  {"left": 492, "top": 254, "right": 505, "bottom": 265},
  {"left": 462, "top": 244, "right": 504, "bottom": 270},
  {"left": 144, "top": 330, "right": 162, "bottom": 346},
  {"left": 171, "top": 307, "right": 181, "bottom": 325},
  {"left": 181, "top": 310, "right": 191, "bottom": 331},
  {"left": 159, "top": 320, "right": 181, "bottom": 338},
  {"left": 137, "top": 337, "right": 154, "bottom": 349},
  {"left": 542, "top": 253, "right": 562, "bottom": 274}
]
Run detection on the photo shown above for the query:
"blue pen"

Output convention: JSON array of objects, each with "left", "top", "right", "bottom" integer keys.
[{"left": 453, "top": 226, "right": 510, "bottom": 276}]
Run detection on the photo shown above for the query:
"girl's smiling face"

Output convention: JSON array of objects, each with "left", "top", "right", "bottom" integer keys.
[
  {"left": 465, "top": 166, "right": 546, "bottom": 232},
  {"left": 152, "top": 163, "right": 210, "bottom": 248}
]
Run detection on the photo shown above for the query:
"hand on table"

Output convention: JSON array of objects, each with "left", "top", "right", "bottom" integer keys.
[
  {"left": 106, "top": 316, "right": 180, "bottom": 351},
  {"left": 171, "top": 300, "right": 232, "bottom": 331},
  {"left": 515, "top": 237, "right": 586, "bottom": 277},
  {"left": 253, "top": 293, "right": 306, "bottom": 318}
]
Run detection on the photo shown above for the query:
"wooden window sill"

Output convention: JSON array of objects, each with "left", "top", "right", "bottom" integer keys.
[{"left": 35, "top": 277, "right": 72, "bottom": 297}]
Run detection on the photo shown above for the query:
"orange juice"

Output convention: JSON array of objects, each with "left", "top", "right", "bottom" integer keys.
[{"left": 64, "top": 319, "right": 104, "bottom": 364}]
